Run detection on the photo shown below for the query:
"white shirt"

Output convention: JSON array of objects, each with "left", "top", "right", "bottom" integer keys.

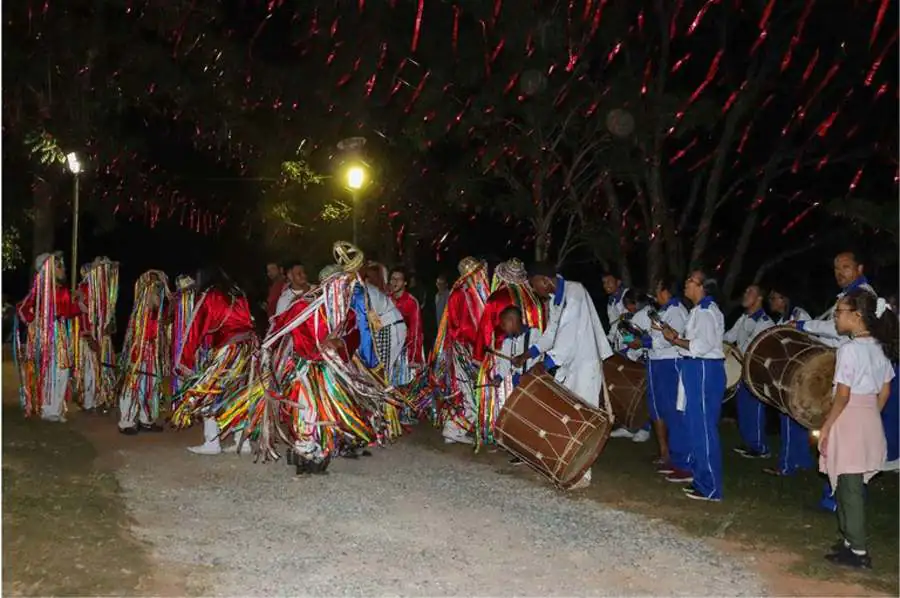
[
  {"left": 774, "top": 305, "right": 812, "bottom": 325},
  {"left": 801, "top": 279, "right": 877, "bottom": 348},
  {"left": 724, "top": 308, "right": 774, "bottom": 354},
  {"left": 275, "top": 286, "right": 306, "bottom": 316},
  {"left": 833, "top": 337, "right": 895, "bottom": 395},
  {"left": 610, "top": 308, "right": 649, "bottom": 362},
  {"left": 495, "top": 327, "right": 542, "bottom": 380},
  {"left": 633, "top": 298, "right": 689, "bottom": 360},
  {"left": 365, "top": 283, "right": 403, "bottom": 325},
  {"left": 679, "top": 297, "right": 725, "bottom": 359}
]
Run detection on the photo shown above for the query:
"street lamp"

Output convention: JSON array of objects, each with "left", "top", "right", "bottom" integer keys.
[
  {"left": 337, "top": 137, "right": 369, "bottom": 246},
  {"left": 66, "top": 152, "right": 82, "bottom": 293}
]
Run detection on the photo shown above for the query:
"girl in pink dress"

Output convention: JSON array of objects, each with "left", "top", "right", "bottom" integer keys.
[{"left": 819, "top": 289, "right": 898, "bottom": 569}]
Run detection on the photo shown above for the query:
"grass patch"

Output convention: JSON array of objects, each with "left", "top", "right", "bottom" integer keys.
[
  {"left": 410, "top": 421, "right": 899, "bottom": 594},
  {"left": 1, "top": 406, "right": 153, "bottom": 596}
]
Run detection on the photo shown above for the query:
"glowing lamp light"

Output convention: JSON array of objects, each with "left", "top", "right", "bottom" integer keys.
[
  {"left": 346, "top": 165, "right": 366, "bottom": 190},
  {"left": 811, "top": 429, "right": 820, "bottom": 439},
  {"left": 66, "top": 152, "right": 82, "bottom": 174}
]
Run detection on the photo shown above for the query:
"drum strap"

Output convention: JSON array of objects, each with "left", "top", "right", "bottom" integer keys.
[
  {"left": 520, "top": 328, "right": 532, "bottom": 376},
  {"left": 601, "top": 376, "right": 615, "bottom": 424}
]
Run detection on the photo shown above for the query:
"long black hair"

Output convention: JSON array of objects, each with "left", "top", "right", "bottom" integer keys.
[
  {"left": 841, "top": 289, "right": 899, "bottom": 363},
  {"left": 196, "top": 266, "right": 245, "bottom": 299}
]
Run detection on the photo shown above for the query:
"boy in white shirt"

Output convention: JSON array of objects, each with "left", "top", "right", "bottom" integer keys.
[{"left": 495, "top": 305, "right": 541, "bottom": 465}]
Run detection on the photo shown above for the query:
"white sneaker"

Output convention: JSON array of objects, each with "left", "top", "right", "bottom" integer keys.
[
  {"left": 880, "top": 458, "right": 900, "bottom": 472},
  {"left": 610, "top": 427, "right": 634, "bottom": 439},
  {"left": 187, "top": 442, "right": 222, "bottom": 455},
  {"left": 632, "top": 429, "right": 651, "bottom": 443},
  {"left": 568, "top": 476, "right": 591, "bottom": 490},
  {"left": 443, "top": 435, "right": 474, "bottom": 445}
]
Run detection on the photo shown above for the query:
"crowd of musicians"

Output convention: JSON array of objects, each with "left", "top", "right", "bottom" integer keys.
[{"left": 12, "top": 245, "right": 898, "bottom": 570}]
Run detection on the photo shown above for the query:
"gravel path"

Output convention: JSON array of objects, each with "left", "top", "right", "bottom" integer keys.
[{"left": 115, "top": 438, "right": 767, "bottom": 597}]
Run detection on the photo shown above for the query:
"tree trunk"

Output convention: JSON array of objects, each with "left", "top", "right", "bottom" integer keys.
[
  {"left": 721, "top": 209, "right": 758, "bottom": 302},
  {"left": 601, "top": 178, "right": 633, "bottom": 287},
  {"left": 31, "top": 175, "right": 55, "bottom": 268}
]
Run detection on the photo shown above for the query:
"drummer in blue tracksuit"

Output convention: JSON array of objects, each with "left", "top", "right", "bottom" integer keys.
[
  {"left": 766, "top": 285, "right": 814, "bottom": 476},
  {"left": 725, "top": 285, "right": 775, "bottom": 459},
  {"left": 661, "top": 268, "right": 726, "bottom": 502}
]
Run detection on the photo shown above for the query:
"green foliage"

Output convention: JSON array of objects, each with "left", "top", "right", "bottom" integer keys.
[
  {"left": 2, "top": 226, "right": 25, "bottom": 272},
  {"left": 24, "top": 130, "right": 66, "bottom": 168}
]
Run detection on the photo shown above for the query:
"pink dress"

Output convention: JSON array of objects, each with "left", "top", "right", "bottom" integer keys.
[{"left": 820, "top": 338, "right": 892, "bottom": 490}]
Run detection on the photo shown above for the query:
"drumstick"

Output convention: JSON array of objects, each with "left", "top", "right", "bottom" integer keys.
[{"left": 486, "top": 348, "right": 514, "bottom": 362}]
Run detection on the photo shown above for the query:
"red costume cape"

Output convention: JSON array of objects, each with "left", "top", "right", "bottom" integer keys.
[
  {"left": 392, "top": 290, "right": 424, "bottom": 363},
  {"left": 179, "top": 290, "right": 254, "bottom": 370}
]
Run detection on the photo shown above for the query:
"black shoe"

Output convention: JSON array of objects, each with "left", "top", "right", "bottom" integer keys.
[
  {"left": 286, "top": 450, "right": 296, "bottom": 466},
  {"left": 311, "top": 460, "right": 330, "bottom": 475},
  {"left": 344, "top": 451, "right": 359, "bottom": 459},
  {"left": 733, "top": 446, "right": 770, "bottom": 459},
  {"left": 361, "top": 449, "right": 372, "bottom": 457},
  {"left": 83, "top": 407, "right": 96, "bottom": 414},
  {"left": 139, "top": 423, "right": 164, "bottom": 433},
  {"left": 825, "top": 548, "right": 872, "bottom": 569},
  {"left": 119, "top": 427, "right": 139, "bottom": 436},
  {"left": 509, "top": 457, "right": 523, "bottom": 465},
  {"left": 828, "top": 539, "right": 849, "bottom": 555},
  {"left": 295, "top": 460, "right": 312, "bottom": 476}
]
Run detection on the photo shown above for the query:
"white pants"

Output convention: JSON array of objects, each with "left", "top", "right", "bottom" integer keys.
[
  {"left": 556, "top": 361, "right": 603, "bottom": 486},
  {"left": 41, "top": 364, "right": 70, "bottom": 420},
  {"left": 118, "top": 383, "right": 155, "bottom": 429},
  {"left": 79, "top": 339, "right": 98, "bottom": 410}
]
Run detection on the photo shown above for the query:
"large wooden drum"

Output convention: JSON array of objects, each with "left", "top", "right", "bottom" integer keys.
[
  {"left": 723, "top": 343, "right": 743, "bottom": 402},
  {"left": 602, "top": 353, "right": 648, "bottom": 429},
  {"left": 494, "top": 368, "right": 613, "bottom": 489},
  {"left": 742, "top": 326, "right": 836, "bottom": 429}
]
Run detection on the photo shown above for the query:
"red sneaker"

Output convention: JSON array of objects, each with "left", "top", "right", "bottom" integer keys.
[{"left": 665, "top": 469, "right": 694, "bottom": 483}]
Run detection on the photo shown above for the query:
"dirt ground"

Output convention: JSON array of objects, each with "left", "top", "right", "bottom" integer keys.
[{"left": 2, "top": 350, "right": 895, "bottom": 596}]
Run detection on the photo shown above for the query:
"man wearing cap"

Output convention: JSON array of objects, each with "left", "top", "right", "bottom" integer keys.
[
  {"left": 514, "top": 262, "right": 614, "bottom": 488},
  {"left": 17, "top": 252, "right": 84, "bottom": 421}
]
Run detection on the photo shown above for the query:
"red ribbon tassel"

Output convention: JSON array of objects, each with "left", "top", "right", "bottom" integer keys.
[{"left": 411, "top": 0, "right": 424, "bottom": 52}]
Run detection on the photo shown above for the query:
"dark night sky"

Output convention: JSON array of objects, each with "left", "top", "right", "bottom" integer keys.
[{"left": 2, "top": 1, "right": 897, "bottom": 329}]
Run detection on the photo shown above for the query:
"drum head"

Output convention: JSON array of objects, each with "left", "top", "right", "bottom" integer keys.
[
  {"left": 788, "top": 351, "right": 836, "bottom": 429},
  {"left": 724, "top": 344, "right": 742, "bottom": 390},
  {"left": 560, "top": 423, "right": 612, "bottom": 486}
]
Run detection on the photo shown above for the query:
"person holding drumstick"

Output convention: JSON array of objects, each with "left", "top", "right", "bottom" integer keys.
[
  {"left": 766, "top": 285, "right": 814, "bottom": 477},
  {"left": 660, "top": 268, "right": 727, "bottom": 502},
  {"left": 725, "top": 285, "right": 775, "bottom": 460},
  {"left": 514, "top": 263, "right": 614, "bottom": 489},
  {"left": 631, "top": 278, "right": 690, "bottom": 476},
  {"left": 609, "top": 290, "right": 653, "bottom": 443}
]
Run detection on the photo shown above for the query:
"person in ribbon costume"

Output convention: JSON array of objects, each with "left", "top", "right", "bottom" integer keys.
[
  {"left": 15, "top": 252, "right": 84, "bottom": 421},
  {"left": 168, "top": 274, "right": 199, "bottom": 397},
  {"left": 429, "top": 256, "right": 490, "bottom": 445},
  {"left": 254, "top": 244, "right": 398, "bottom": 474},
  {"left": 172, "top": 267, "right": 259, "bottom": 456},
  {"left": 73, "top": 257, "right": 119, "bottom": 412},
  {"left": 471, "top": 258, "right": 543, "bottom": 449},
  {"left": 363, "top": 262, "right": 408, "bottom": 386},
  {"left": 118, "top": 270, "right": 170, "bottom": 435}
]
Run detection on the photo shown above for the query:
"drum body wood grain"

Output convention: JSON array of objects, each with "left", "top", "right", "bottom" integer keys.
[
  {"left": 723, "top": 343, "right": 743, "bottom": 402},
  {"left": 602, "top": 353, "right": 648, "bottom": 429},
  {"left": 495, "top": 370, "right": 612, "bottom": 489},
  {"left": 742, "top": 326, "right": 836, "bottom": 429}
]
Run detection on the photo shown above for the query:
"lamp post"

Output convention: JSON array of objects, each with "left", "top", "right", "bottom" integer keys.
[
  {"left": 337, "top": 137, "right": 369, "bottom": 247},
  {"left": 345, "top": 165, "right": 367, "bottom": 246},
  {"left": 65, "top": 152, "right": 82, "bottom": 293}
]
